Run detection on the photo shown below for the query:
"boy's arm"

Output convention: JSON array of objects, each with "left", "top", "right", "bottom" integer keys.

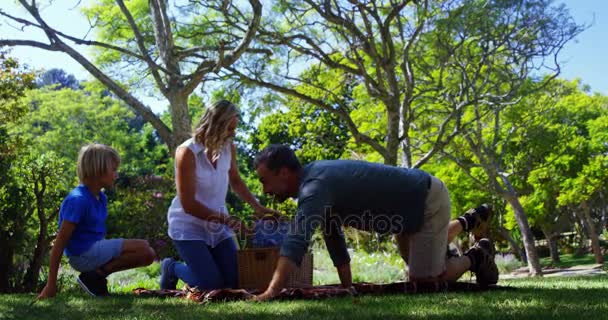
[{"left": 37, "top": 221, "right": 76, "bottom": 299}]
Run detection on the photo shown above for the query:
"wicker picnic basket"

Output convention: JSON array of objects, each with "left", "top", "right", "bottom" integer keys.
[{"left": 237, "top": 247, "right": 313, "bottom": 289}]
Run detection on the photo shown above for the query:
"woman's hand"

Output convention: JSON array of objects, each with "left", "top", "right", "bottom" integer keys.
[
  {"left": 224, "top": 216, "right": 252, "bottom": 237},
  {"left": 254, "top": 205, "right": 285, "bottom": 221}
]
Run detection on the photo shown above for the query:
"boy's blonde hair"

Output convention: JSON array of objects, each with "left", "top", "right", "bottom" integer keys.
[
  {"left": 77, "top": 143, "right": 120, "bottom": 182},
  {"left": 193, "top": 100, "right": 240, "bottom": 160}
]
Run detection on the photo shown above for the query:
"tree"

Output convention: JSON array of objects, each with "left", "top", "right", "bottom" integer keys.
[
  {"left": 36, "top": 68, "right": 80, "bottom": 90},
  {"left": 17, "top": 152, "right": 68, "bottom": 291},
  {"left": 0, "top": 0, "right": 262, "bottom": 150},
  {"left": 229, "top": 0, "right": 583, "bottom": 167},
  {"left": 0, "top": 52, "right": 35, "bottom": 292},
  {"left": 444, "top": 79, "right": 608, "bottom": 274},
  {"left": 0, "top": 50, "right": 35, "bottom": 124},
  {"left": 556, "top": 94, "right": 608, "bottom": 263},
  {"left": 251, "top": 95, "right": 350, "bottom": 164}
]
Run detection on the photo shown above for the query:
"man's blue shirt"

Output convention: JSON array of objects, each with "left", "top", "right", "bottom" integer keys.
[
  {"left": 280, "top": 160, "right": 431, "bottom": 267},
  {"left": 58, "top": 185, "right": 107, "bottom": 256}
]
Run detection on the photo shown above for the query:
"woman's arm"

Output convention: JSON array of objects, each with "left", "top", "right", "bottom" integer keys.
[
  {"left": 228, "top": 144, "right": 282, "bottom": 219},
  {"left": 228, "top": 143, "right": 264, "bottom": 211},
  {"left": 37, "top": 221, "right": 76, "bottom": 299}
]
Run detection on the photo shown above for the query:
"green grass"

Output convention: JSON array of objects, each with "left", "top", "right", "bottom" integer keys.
[
  {"left": 2, "top": 276, "right": 608, "bottom": 320},
  {"left": 539, "top": 253, "right": 608, "bottom": 269},
  {"left": 4, "top": 251, "right": 605, "bottom": 319}
]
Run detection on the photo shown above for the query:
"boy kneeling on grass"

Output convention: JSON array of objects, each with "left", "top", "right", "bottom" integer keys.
[{"left": 38, "top": 143, "right": 156, "bottom": 299}]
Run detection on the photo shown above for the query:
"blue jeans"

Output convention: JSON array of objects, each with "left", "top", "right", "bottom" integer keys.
[{"left": 171, "top": 238, "right": 238, "bottom": 290}]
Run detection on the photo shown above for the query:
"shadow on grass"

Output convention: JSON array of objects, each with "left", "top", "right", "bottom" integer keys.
[{"left": 3, "top": 278, "right": 608, "bottom": 320}]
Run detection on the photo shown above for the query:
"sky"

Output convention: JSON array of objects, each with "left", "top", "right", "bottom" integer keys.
[{"left": 0, "top": 0, "right": 606, "bottom": 114}]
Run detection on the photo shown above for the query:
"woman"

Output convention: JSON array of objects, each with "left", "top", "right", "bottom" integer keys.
[{"left": 160, "top": 100, "right": 277, "bottom": 290}]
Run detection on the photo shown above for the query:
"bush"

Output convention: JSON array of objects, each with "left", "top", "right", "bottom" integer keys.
[
  {"left": 495, "top": 253, "right": 522, "bottom": 274},
  {"left": 106, "top": 174, "right": 177, "bottom": 260},
  {"left": 312, "top": 245, "right": 405, "bottom": 285}
]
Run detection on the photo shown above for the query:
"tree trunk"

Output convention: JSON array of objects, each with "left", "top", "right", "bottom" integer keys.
[
  {"left": 386, "top": 108, "right": 400, "bottom": 166},
  {"left": 22, "top": 211, "right": 49, "bottom": 292},
  {"left": 498, "top": 227, "right": 527, "bottom": 264},
  {"left": 0, "top": 233, "right": 15, "bottom": 292},
  {"left": 541, "top": 228, "right": 561, "bottom": 265},
  {"left": 22, "top": 174, "right": 50, "bottom": 291},
  {"left": 166, "top": 92, "right": 192, "bottom": 151},
  {"left": 504, "top": 192, "right": 542, "bottom": 275},
  {"left": 580, "top": 202, "right": 604, "bottom": 264}
]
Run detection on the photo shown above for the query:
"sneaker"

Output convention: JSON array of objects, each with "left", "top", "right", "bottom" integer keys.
[
  {"left": 458, "top": 204, "right": 493, "bottom": 240},
  {"left": 160, "top": 258, "right": 178, "bottom": 290},
  {"left": 77, "top": 271, "right": 109, "bottom": 297},
  {"left": 464, "top": 238, "right": 499, "bottom": 287}
]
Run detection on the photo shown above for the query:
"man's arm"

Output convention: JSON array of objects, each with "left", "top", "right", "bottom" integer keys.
[
  {"left": 336, "top": 262, "right": 353, "bottom": 288},
  {"left": 323, "top": 219, "right": 352, "bottom": 287},
  {"left": 254, "top": 256, "right": 297, "bottom": 301},
  {"left": 254, "top": 181, "right": 327, "bottom": 301}
]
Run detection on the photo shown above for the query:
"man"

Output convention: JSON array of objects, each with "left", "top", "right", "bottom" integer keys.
[{"left": 253, "top": 144, "right": 497, "bottom": 301}]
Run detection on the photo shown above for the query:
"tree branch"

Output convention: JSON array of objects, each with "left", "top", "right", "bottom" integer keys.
[
  {"left": 227, "top": 66, "right": 388, "bottom": 158},
  {"left": 115, "top": 0, "right": 167, "bottom": 94},
  {"left": 183, "top": 0, "right": 262, "bottom": 95}
]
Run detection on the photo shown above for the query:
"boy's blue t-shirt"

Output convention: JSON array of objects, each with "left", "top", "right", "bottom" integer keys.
[{"left": 58, "top": 185, "right": 107, "bottom": 256}]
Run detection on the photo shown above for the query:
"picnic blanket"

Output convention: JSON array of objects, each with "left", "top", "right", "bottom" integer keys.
[{"left": 133, "top": 281, "right": 509, "bottom": 305}]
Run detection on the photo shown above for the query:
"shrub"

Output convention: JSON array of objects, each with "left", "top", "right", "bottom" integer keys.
[{"left": 495, "top": 253, "right": 522, "bottom": 274}]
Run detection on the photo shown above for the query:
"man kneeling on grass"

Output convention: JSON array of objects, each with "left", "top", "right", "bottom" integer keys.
[
  {"left": 252, "top": 144, "right": 498, "bottom": 301},
  {"left": 37, "top": 144, "right": 156, "bottom": 299}
]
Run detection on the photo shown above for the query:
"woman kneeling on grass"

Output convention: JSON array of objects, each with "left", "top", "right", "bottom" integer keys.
[
  {"left": 159, "top": 100, "right": 280, "bottom": 291},
  {"left": 38, "top": 143, "right": 156, "bottom": 299}
]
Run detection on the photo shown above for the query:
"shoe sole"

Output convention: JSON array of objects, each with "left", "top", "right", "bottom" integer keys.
[
  {"left": 471, "top": 207, "right": 493, "bottom": 240},
  {"left": 77, "top": 276, "right": 100, "bottom": 297}
]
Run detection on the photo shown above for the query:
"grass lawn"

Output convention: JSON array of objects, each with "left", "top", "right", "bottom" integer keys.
[{"left": 2, "top": 276, "right": 608, "bottom": 320}]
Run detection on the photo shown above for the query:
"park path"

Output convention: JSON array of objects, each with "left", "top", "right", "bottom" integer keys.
[{"left": 501, "top": 264, "right": 606, "bottom": 279}]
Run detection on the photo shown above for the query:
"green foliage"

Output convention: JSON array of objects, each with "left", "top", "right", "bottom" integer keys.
[
  {"left": 106, "top": 174, "right": 176, "bottom": 259},
  {"left": 0, "top": 51, "right": 35, "bottom": 124},
  {"left": 251, "top": 96, "right": 350, "bottom": 165}
]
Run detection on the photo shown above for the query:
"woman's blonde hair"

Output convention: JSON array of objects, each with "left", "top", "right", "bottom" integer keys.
[
  {"left": 77, "top": 143, "right": 120, "bottom": 182},
  {"left": 193, "top": 100, "right": 240, "bottom": 160}
]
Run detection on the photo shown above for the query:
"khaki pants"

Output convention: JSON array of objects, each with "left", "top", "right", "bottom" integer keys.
[{"left": 394, "top": 176, "right": 451, "bottom": 280}]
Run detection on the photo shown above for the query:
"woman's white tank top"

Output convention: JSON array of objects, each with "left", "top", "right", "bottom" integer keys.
[{"left": 167, "top": 138, "right": 233, "bottom": 247}]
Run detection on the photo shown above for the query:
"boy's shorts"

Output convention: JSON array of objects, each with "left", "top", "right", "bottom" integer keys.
[{"left": 68, "top": 239, "right": 124, "bottom": 272}]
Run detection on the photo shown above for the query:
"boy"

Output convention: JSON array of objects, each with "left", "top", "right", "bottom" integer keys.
[{"left": 37, "top": 143, "right": 155, "bottom": 298}]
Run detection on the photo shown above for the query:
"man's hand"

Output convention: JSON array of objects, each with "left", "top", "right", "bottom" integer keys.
[
  {"left": 252, "top": 286, "right": 281, "bottom": 301},
  {"left": 252, "top": 256, "right": 296, "bottom": 302},
  {"left": 37, "top": 283, "right": 57, "bottom": 300}
]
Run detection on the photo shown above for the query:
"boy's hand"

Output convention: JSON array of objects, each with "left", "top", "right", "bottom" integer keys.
[{"left": 37, "top": 283, "right": 57, "bottom": 300}]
